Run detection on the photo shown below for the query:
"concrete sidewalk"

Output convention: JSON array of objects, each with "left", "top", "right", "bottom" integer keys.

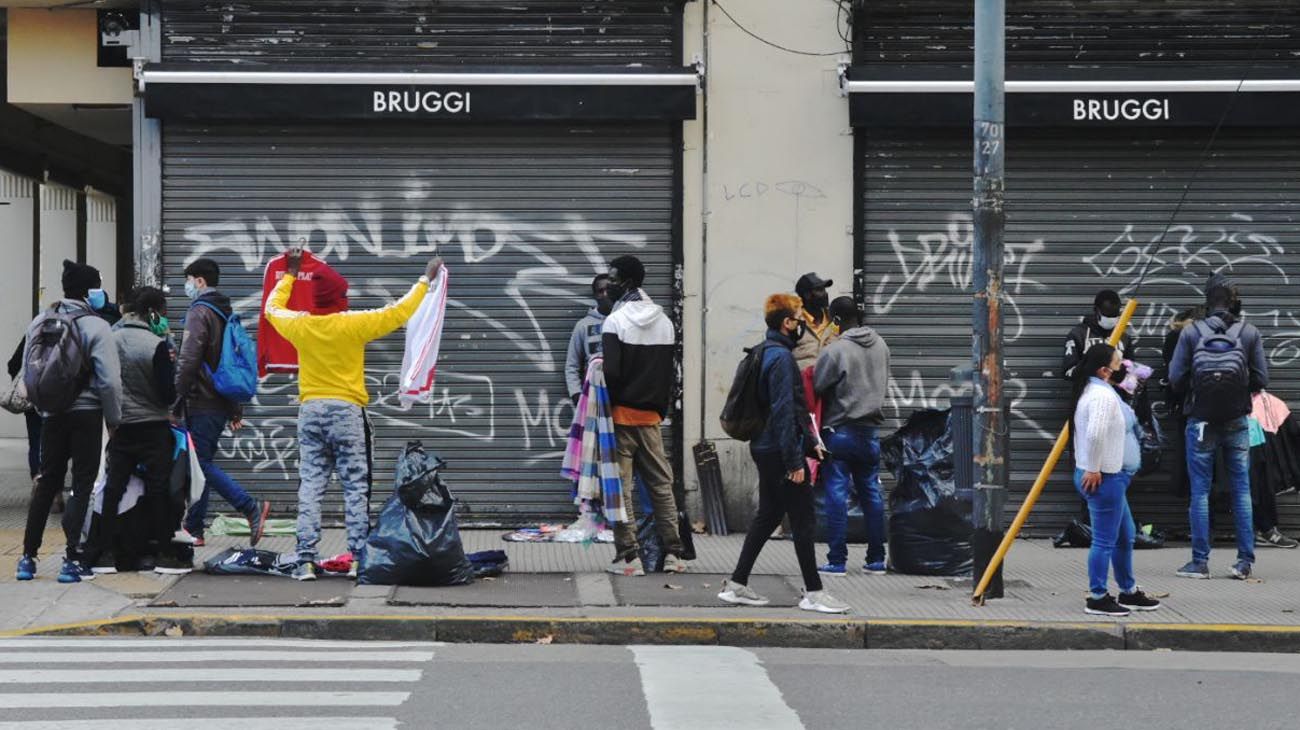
[{"left": 3, "top": 523, "right": 1300, "bottom": 650}]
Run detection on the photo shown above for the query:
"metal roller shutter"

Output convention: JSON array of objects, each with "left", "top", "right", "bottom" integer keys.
[
  {"left": 860, "top": 128, "right": 1300, "bottom": 535},
  {"left": 160, "top": 0, "right": 680, "bottom": 67},
  {"left": 162, "top": 122, "right": 676, "bottom": 522}
]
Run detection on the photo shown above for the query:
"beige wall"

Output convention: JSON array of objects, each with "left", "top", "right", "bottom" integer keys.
[
  {"left": 7, "top": 8, "right": 133, "bottom": 105},
  {"left": 680, "top": 1, "right": 853, "bottom": 526},
  {"left": 0, "top": 170, "right": 36, "bottom": 439}
]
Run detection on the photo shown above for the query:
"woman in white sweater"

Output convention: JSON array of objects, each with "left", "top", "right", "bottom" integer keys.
[{"left": 1072, "top": 343, "right": 1161, "bottom": 617}]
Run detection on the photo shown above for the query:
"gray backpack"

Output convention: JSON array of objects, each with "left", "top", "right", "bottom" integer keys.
[
  {"left": 23, "top": 308, "right": 93, "bottom": 414},
  {"left": 1190, "top": 320, "right": 1249, "bottom": 423}
]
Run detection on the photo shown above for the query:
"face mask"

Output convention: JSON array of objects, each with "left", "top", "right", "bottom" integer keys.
[
  {"left": 793, "top": 321, "right": 808, "bottom": 340},
  {"left": 1097, "top": 314, "right": 1120, "bottom": 331},
  {"left": 148, "top": 314, "right": 169, "bottom": 337},
  {"left": 184, "top": 280, "right": 200, "bottom": 300},
  {"left": 1109, "top": 365, "right": 1128, "bottom": 384},
  {"left": 87, "top": 289, "right": 106, "bottom": 311}
]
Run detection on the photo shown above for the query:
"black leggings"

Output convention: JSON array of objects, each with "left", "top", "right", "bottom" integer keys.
[{"left": 730, "top": 450, "right": 822, "bottom": 592}]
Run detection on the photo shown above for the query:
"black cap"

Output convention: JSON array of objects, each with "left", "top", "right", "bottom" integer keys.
[
  {"left": 795, "top": 272, "right": 833, "bottom": 295},
  {"left": 61, "top": 259, "right": 101, "bottom": 299}
]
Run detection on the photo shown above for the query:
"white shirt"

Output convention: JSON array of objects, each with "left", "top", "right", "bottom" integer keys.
[{"left": 1073, "top": 378, "right": 1126, "bottom": 474}]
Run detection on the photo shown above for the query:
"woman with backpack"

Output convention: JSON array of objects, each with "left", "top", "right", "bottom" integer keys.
[{"left": 1070, "top": 342, "right": 1161, "bottom": 617}]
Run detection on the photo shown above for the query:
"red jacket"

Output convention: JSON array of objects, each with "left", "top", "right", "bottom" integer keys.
[{"left": 257, "top": 251, "right": 346, "bottom": 376}]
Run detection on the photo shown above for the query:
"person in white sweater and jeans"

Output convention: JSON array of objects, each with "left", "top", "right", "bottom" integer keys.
[{"left": 1071, "top": 343, "right": 1161, "bottom": 617}]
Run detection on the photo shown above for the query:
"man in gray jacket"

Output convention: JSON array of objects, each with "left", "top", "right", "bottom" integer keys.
[
  {"left": 813, "top": 297, "right": 891, "bottom": 576},
  {"left": 16, "top": 260, "right": 122, "bottom": 584},
  {"left": 564, "top": 273, "right": 613, "bottom": 404}
]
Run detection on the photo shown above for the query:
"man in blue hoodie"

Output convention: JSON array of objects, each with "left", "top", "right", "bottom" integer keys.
[
  {"left": 1168, "top": 273, "right": 1267, "bottom": 581},
  {"left": 718, "top": 294, "right": 850, "bottom": 614}
]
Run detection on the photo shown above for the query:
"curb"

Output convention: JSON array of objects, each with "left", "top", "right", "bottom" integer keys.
[{"left": 8, "top": 614, "right": 1300, "bottom": 651}]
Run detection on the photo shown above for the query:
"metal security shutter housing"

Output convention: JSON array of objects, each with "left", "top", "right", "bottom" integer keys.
[
  {"left": 860, "top": 129, "right": 1300, "bottom": 536},
  {"left": 161, "top": 0, "right": 681, "bottom": 67},
  {"left": 163, "top": 123, "right": 675, "bottom": 522}
]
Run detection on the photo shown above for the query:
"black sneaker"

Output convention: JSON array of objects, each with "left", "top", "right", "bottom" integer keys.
[
  {"left": 1256, "top": 527, "right": 1299, "bottom": 549},
  {"left": 1084, "top": 594, "right": 1131, "bottom": 617},
  {"left": 1117, "top": 590, "right": 1161, "bottom": 611},
  {"left": 154, "top": 555, "right": 194, "bottom": 575},
  {"left": 90, "top": 552, "right": 118, "bottom": 575}
]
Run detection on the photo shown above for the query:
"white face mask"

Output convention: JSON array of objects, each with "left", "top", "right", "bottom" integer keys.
[{"left": 1097, "top": 314, "right": 1120, "bottom": 331}]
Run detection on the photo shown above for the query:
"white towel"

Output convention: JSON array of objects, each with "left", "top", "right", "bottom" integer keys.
[{"left": 399, "top": 266, "right": 450, "bottom": 409}]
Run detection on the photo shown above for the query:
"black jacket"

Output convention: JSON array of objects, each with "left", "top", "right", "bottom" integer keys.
[
  {"left": 601, "top": 290, "right": 675, "bottom": 417},
  {"left": 1062, "top": 313, "right": 1135, "bottom": 380},
  {"left": 174, "top": 290, "right": 240, "bottom": 418}
]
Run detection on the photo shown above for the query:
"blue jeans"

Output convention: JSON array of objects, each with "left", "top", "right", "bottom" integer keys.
[
  {"left": 1186, "top": 417, "right": 1255, "bottom": 565},
  {"left": 1073, "top": 469, "right": 1137, "bottom": 598},
  {"left": 822, "top": 424, "right": 885, "bottom": 565},
  {"left": 184, "top": 410, "right": 257, "bottom": 537}
]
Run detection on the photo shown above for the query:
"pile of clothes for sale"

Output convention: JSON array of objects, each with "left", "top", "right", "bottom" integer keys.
[{"left": 1251, "top": 392, "right": 1300, "bottom": 497}]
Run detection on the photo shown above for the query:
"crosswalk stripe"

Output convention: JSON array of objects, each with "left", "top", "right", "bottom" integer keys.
[
  {"left": 632, "top": 646, "right": 805, "bottom": 730},
  {"left": 0, "top": 651, "right": 434, "bottom": 664},
  {"left": 0, "top": 718, "right": 399, "bottom": 730},
  {"left": 0, "top": 668, "right": 422, "bottom": 684},
  {"left": 0, "top": 692, "right": 410, "bottom": 709},
  {"left": 0, "top": 639, "right": 440, "bottom": 649}
]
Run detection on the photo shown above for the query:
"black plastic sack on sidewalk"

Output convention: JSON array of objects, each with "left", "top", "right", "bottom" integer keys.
[
  {"left": 880, "top": 408, "right": 972, "bottom": 576},
  {"left": 1052, "top": 519, "right": 1093, "bottom": 548},
  {"left": 359, "top": 442, "right": 475, "bottom": 587}
]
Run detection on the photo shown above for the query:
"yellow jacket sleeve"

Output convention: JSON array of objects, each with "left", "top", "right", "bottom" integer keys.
[
  {"left": 337, "top": 278, "right": 430, "bottom": 342},
  {"left": 263, "top": 274, "right": 307, "bottom": 343}
]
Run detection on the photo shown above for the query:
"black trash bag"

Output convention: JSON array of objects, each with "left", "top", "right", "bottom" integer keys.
[
  {"left": 358, "top": 442, "right": 475, "bottom": 586},
  {"left": 880, "top": 408, "right": 972, "bottom": 576},
  {"left": 1052, "top": 519, "right": 1093, "bottom": 548},
  {"left": 204, "top": 547, "right": 296, "bottom": 576}
]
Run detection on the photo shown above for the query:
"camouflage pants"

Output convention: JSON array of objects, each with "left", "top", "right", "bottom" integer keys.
[{"left": 296, "top": 399, "right": 372, "bottom": 562}]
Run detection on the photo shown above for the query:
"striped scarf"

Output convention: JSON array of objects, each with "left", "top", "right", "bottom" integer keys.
[{"left": 561, "top": 356, "right": 626, "bottom": 523}]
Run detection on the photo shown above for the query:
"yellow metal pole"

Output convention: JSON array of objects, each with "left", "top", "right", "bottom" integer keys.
[{"left": 972, "top": 298, "right": 1139, "bottom": 604}]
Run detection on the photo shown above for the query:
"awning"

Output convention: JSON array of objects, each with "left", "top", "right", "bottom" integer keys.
[
  {"left": 141, "top": 65, "right": 701, "bottom": 122},
  {"left": 843, "top": 66, "right": 1300, "bottom": 128}
]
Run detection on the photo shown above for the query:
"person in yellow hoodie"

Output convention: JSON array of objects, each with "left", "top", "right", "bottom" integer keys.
[{"left": 265, "top": 248, "right": 441, "bottom": 581}]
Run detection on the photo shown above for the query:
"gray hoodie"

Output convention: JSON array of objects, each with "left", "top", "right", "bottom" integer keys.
[
  {"left": 24, "top": 299, "right": 122, "bottom": 426},
  {"left": 813, "top": 325, "right": 890, "bottom": 429},
  {"left": 564, "top": 307, "right": 606, "bottom": 399}
]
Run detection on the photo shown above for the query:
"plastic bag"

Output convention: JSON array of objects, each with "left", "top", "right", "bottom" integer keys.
[
  {"left": 358, "top": 441, "right": 474, "bottom": 587},
  {"left": 879, "top": 408, "right": 972, "bottom": 576}
]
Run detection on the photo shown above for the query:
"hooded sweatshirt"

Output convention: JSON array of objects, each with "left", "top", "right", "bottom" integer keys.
[
  {"left": 813, "top": 325, "right": 891, "bottom": 428},
  {"left": 564, "top": 307, "right": 607, "bottom": 400},
  {"left": 24, "top": 299, "right": 122, "bottom": 426},
  {"left": 174, "top": 289, "right": 238, "bottom": 418},
  {"left": 1062, "top": 312, "right": 1135, "bottom": 380},
  {"left": 601, "top": 289, "right": 675, "bottom": 424},
  {"left": 264, "top": 273, "right": 429, "bottom": 407}
]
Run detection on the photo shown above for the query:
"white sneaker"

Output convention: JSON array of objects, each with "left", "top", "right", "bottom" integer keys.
[
  {"left": 663, "top": 554, "right": 688, "bottom": 574},
  {"left": 799, "top": 589, "right": 851, "bottom": 614},
  {"left": 718, "top": 580, "right": 770, "bottom": 606},
  {"left": 171, "top": 529, "right": 198, "bottom": 545},
  {"left": 606, "top": 556, "right": 646, "bottom": 577}
]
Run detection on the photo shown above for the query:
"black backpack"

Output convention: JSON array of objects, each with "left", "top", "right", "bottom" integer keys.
[
  {"left": 23, "top": 307, "right": 94, "bottom": 414},
  {"left": 1190, "top": 320, "right": 1249, "bottom": 423},
  {"left": 719, "top": 342, "right": 774, "bottom": 441}
]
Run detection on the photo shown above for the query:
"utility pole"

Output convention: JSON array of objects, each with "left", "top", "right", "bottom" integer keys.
[{"left": 971, "top": 0, "right": 1006, "bottom": 599}]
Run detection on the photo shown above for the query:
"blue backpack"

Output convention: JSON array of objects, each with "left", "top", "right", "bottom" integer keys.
[{"left": 190, "top": 300, "right": 258, "bottom": 403}]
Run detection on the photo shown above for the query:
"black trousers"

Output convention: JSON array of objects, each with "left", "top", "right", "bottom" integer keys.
[
  {"left": 26, "top": 409, "right": 102, "bottom": 560},
  {"left": 730, "top": 449, "right": 823, "bottom": 592},
  {"left": 85, "top": 421, "right": 177, "bottom": 564}
]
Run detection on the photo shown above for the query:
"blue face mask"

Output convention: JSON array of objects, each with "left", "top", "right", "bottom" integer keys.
[
  {"left": 184, "top": 280, "right": 200, "bottom": 300},
  {"left": 87, "top": 289, "right": 107, "bottom": 311}
]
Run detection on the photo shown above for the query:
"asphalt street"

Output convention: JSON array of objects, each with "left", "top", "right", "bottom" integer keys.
[{"left": 0, "top": 637, "right": 1296, "bottom": 729}]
